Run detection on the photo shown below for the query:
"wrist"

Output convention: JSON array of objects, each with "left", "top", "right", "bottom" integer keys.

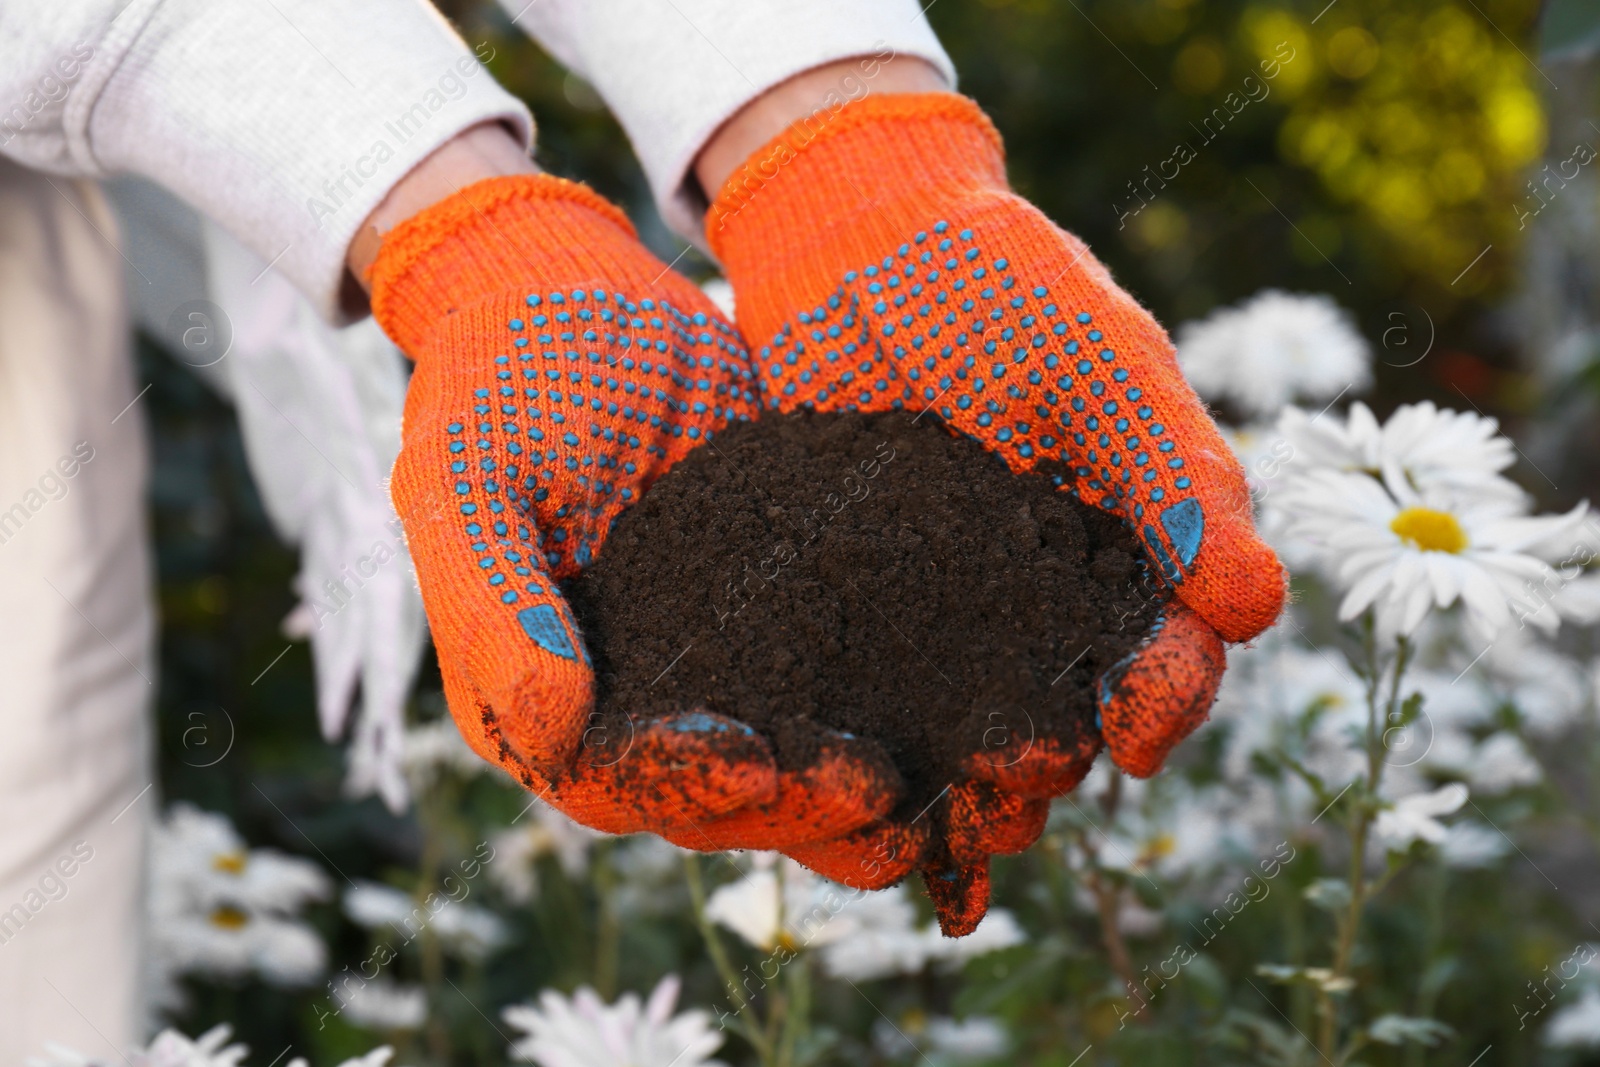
[
  {"left": 368, "top": 174, "right": 639, "bottom": 357},
  {"left": 693, "top": 56, "right": 949, "bottom": 202},
  {"left": 346, "top": 122, "right": 539, "bottom": 291},
  {"left": 706, "top": 94, "right": 1009, "bottom": 347}
]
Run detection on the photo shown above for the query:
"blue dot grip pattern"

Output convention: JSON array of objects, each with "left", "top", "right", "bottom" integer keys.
[
  {"left": 751, "top": 221, "right": 1202, "bottom": 582},
  {"left": 443, "top": 287, "right": 754, "bottom": 652}
]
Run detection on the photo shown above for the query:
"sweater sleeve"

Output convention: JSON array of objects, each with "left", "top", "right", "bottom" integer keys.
[
  {"left": 0, "top": 0, "right": 533, "bottom": 321},
  {"left": 500, "top": 0, "right": 954, "bottom": 248}
]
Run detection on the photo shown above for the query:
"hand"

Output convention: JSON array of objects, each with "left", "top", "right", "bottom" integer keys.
[
  {"left": 703, "top": 92, "right": 1278, "bottom": 931},
  {"left": 367, "top": 172, "right": 898, "bottom": 846}
]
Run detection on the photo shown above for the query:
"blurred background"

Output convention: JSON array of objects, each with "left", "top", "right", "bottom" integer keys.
[{"left": 129, "top": 0, "right": 1600, "bottom": 1064}]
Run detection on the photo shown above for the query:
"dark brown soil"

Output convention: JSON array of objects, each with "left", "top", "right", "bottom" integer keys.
[{"left": 563, "top": 410, "right": 1165, "bottom": 819}]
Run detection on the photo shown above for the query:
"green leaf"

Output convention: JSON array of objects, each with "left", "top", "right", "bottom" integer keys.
[
  {"left": 1367, "top": 1014, "right": 1455, "bottom": 1046},
  {"left": 1397, "top": 691, "right": 1424, "bottom": 728},
  {"left": 1210, "top": 1009, "right": 1305, "bottom": 1066},
  {"left": 1275, "top": 753, "right": 1331, "bottom": 803},
  {"left": 794, "top": 1025, "right": 840, "bottom": 1066},
  {"left": 1543, "top": 0, "right": 1600, "bottom": 61},
  {"left": 1419, "top": 956, "right": 1461, "bottom": 999}
]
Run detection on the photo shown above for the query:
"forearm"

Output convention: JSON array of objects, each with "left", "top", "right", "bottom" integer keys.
[
  {"left": 345, "top": 121, "right": 537, "bottom": 289},
  {"left": 693, "top": 56, "right": 947, "bottom": 204},
  {"left": 500, "top": 0, "right": 956, "bottom": 245},
  {"left": 0, "top": 0, "right": 532, "bottom": 321}
]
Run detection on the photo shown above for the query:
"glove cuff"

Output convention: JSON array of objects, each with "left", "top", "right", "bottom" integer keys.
[
  {"left": 370, "top": 175, "right": 641, "bottom": 357},
  {"left": 707, "top": 94, "right": 1008, "bottom": 341}
]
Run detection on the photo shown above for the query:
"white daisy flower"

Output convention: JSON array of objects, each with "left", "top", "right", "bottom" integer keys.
[
  {"left": 155, "top": 908, "right": 327, "bottom": 987},
  {"left": 1373, "top": 784, "right": 1469, "bottom": 850},
  {"left": 1482, "top": 635, "right": 1592, "bottom": 738},
  {"left": 1208, "top": 626, "right": 1370, "bottom": 785},
  {"left": 815, "top": 888, "right": 930, "bottom": 981},
  {"left": 873, "top": 1014, "right": 1010, "bottom": 1064},
  {"left": 325, "top": 1051, "right": 397, "bottom": 1067},
  {"left": 31, "top": 1032, "right": 399, "bottom": 1067},
  {"left": 1546, "top": 988, "right": 1600, "bottom": 1048},
  {"left": 1437, "top": 821, "right": 1510, "bottom": 868},
  {"left": 343, "top": 881, "right": 416, "bottom": 930},
  {"left": 402, "top": 718, "right": 489, "bottom": 793},
  {"left": 285, "top": 1049, "right": 398, "bottom": 1067},
  {"left": 1369, "top": 401, "right": 1523, "bottom": 504},
  {"left": 816, "top": 888, "right": 1023, "bottom": 982},
  {"left": 147, "top": 806, "right": 330, "bottom": 997},
  {"left": 152, "top": 805, "right": 331, "bottom": 915},
  {"left": 1273, "top": 401, "right": 1383, "bottom": 476},
  {"left": 704, "top": 854, "right": 863, "bottom": 953},
  {"left": 1551, "top": 569, "right": 1600, "bottom": 624},
  {"left": 1280, "top": 466, "right": 1587, "bottom": 639},
  {"left": 340, "top": 980, "right": 427, "bottom": 1032},
  {"left": 1176, "top": 290, "right": 1371, "bottom": 419},
  {"left": 1099, "top": 784, "right": 1252, "bottom": 881},
  {"left": 503, "top": 976, "right": 726, "bottom": 1067},
  {"left": 343, "top": 882, "right": 506, "bottom": 960},
  {"left": 430, "top": 901, "right": 509, "bottom": 961},
  {"left": 611, "top": 837, "right": 692, "bottom": 918},
  {"left": 144, "top": 1026, "right": 253, "bottom": 1067},
  {"left": 1463, "top": 732, "right": 1543, "bottom": 794},
  {"left": 1275, "top": 401, "right": 1520, "bottom": 505},
  {"left": 927, "top": 910, "right": 1027, "bottom": 965},
  {"left": 925, "top": 1016, "right": 1010, "bottom": 1061},
  {"left": 489, "top": 805, "right": 604, "bottom": 904},
  {"left": 704, "top": 857, "right": 795, "bottom": 953}
]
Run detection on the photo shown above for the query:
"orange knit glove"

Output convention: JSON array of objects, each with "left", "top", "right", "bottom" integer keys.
[
  {"left": 707, "top": 94, "right": 1277, "bottom": 932},
  {"left": 370, "top": 175, "right": 898, "bottom": 843}
]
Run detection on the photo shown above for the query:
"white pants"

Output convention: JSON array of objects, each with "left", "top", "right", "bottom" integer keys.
[{"left": 0, "top": 157, "right": 152, "bottom": 1061}]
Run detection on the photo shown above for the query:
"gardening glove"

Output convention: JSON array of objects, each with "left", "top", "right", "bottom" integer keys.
[
  {"left": 706, "top": 94, "right": 1276, "bottom": 932},
  {"left": 370, "top": 175, "right": 899, "bottom": 842}
]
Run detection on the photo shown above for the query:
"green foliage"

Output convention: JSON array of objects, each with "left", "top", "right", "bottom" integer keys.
[{"left": 137, "top": 3, "right": 1600, "bottom": 1065}]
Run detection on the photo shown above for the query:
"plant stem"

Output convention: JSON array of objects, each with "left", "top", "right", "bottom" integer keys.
[
  {"left": 776, "top": 952, "right": 811, "bottom": 1067},
  {"left": 683, "top": 854, "right": 776, "bottom": 1065},
  {"left": 1316, "top": 635, "right": 1411, "bottom": 1059},
  {"left": 418, "top": 784, "right": 452, "bottom": 1065},
  {"left": 593, "top": 841, "right": 620, "bottom": 999},
  {"left": 1090, "top": 863, "right": 1143, "bottom": 1014},
  {"left": 1079, "top": 770, "right": 1144, "bottom": 1021}
]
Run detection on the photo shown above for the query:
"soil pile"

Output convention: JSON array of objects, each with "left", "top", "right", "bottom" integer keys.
[{"left": 563, "top": 410, "right": 1165, "bottom": 822}]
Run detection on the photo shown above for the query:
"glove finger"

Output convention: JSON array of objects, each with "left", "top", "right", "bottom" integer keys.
[
  {"left": 921, "top": 862, "right": 990, "bottom": 938},
  {"left": 944, "top": 780, "right": 1049, "bottom": 866},
  {"left": 1097, "top": 600, "right": 1226, "bottom": 777},
  {"left": 394, "top": 373, "right": 595, "bottom": 769},
  {"left": 996, "top": 224, "right": 1286, "bottom": 644},
  {"left": 654, "top": 730, "right": 901, "bottom": 852},
  {"left": 556, "top": 710, "right": 779, "bottom": 833},
  {"left": 442, "top": 662, "right": 779, "bottom": 834},
  {"left": 1079, "top": 312, "right": 1286, "bottom": 644},
  {"left": 963, "top": 708, "right": 1103, "bottom": 799},
  {"left": 783, "top": 818, "right": 928, "bottom": 890},
  {"left": 440, "top": 656, "right": 518, "bottom": 770}
]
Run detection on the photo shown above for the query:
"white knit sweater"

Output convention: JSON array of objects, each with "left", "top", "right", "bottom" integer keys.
[{"left": 0, "top": 0, "right": 951, "bottom": 320}]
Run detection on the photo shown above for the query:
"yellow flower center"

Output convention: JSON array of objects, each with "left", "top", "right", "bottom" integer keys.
[
  {"left": 212, "top": 851, "right": 248, "bottom": 874},
  {"left": 1138, "top": 832, "right": 1177, "bottom": 867},
  {"left": 1389, "top": 507, "right": 1468, "bottom": 553},
  {"left": 209, "top": 905, "right": 251, "bottom": 930}
]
